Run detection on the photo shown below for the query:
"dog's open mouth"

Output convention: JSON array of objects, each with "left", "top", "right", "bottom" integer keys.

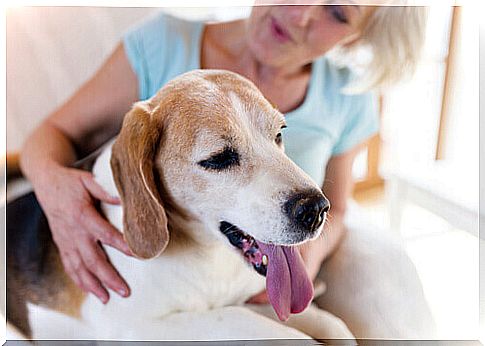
[
  {"left": 219, "top": 221, "right": 268, "bottom": 276},
  {"left": 219, "top": 221, "right": 314, "bottom": 321}
]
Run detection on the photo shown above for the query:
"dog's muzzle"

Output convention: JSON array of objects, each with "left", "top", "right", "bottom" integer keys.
[{"left": 283, "top": 190, "right": 329, "bottom": 236}]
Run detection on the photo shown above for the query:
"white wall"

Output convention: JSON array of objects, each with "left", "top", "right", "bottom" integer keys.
[
  {"left": 479, "top": 10, "right": 485, "bottom": 343},
  {"left": 7, "top": 7, "right": 158, "bottom": 151},
  {"left": 6, "top": 6, "right": 251, "bottom": 153}
]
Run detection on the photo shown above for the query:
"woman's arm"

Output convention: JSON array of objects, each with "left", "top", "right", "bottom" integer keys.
[
  {"left": 21, "top": 42, "right": 138, "bottom": 170},
  {"left": 298, "top": 143, "right": 365, "bottom": 280},
  {"left": 20, "top": 42, "right": 139, "bottom": 303}
]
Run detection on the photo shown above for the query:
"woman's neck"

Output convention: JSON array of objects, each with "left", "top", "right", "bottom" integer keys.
[
  {"left": 202, "top": 19, "right": 312, "bottom": 113},
  {"left": 202, "top": 19, "right": 308, "bottom": 84}
]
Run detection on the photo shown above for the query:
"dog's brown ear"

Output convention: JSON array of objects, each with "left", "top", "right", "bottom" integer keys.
[{"left": 110, "top": 101, "right": 169, "bottom": 259}]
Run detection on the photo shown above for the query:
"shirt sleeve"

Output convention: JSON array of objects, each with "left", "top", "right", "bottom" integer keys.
[
  {"left": 122, "top": 12, "right": 169, "bottom": 101},
  {"left": 331, "top": 91, "right": 380, "bottom": 156}
]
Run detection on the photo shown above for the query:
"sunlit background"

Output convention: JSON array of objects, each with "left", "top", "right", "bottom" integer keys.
[
  {"left": 354, "top": 5, "right": 481, "bottom": 339},
  {"left": 4, "top": 4, "right": 483, "bottom": 341}
]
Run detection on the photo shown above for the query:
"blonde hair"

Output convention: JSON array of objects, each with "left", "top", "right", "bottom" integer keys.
[{"left": 330, "top": 4, "right": 428, "bottom": 93}]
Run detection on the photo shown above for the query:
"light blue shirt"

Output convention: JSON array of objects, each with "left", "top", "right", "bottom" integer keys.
[{"left": 123, "top": 12, "right": 379, "bottom": 186}]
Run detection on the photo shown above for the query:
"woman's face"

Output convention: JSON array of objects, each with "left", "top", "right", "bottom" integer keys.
[{"left": 247, "top": 1, "right": 373, "bottom": 68}]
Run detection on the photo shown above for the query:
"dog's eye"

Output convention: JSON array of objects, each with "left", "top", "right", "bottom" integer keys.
[{"left": 198, "top": 147, "right": 240, "bottom": 171}]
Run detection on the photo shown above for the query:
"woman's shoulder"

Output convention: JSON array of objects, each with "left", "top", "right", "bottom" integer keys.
[
  {"left": 310, "top": 56, "right": 376, "bottom": 117},
  {"left": 314, "top": 57, "right": 355, "bottom": 97},
  {"left": 125, "top": 11, "right": 203, "bottom": 45},
  {"left": 123, "top": 12, "right": 204, "bottom": 100}
]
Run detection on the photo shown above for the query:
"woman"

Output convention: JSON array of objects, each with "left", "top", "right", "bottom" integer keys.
[{"left": 20, "top": 0, "right": 428, "bottom": 334}]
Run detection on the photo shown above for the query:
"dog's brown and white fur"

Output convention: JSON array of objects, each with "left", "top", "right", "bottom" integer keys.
[{"left": 9, "top": 70, "right": 354, "bottom": 341}]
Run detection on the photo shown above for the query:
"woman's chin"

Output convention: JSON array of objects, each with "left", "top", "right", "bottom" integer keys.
[{"left": 248, "top": 42, "right": 292, "bottom": 68}]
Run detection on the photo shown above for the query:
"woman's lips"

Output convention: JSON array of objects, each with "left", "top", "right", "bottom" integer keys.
[{"left": 270, "top": 17, "right": 293, "bottom": 44}]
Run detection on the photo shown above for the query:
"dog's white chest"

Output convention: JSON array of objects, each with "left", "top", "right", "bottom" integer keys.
[{"left": 81, "top": 245, "right": 265, "bottom": 337}]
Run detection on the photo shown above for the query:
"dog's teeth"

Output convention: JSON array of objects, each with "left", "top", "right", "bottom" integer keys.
[{"left": 262, "top": 255, "right": 268, "bottom": 266}]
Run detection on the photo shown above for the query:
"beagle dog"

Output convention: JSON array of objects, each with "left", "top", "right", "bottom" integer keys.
[{"left": 7, "top": 70, "right": 354, "bottom": 341}]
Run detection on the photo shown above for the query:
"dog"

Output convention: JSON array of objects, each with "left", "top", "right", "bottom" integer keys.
[{"left": 7, "top": 69, "right": 354, "bottom": 341}]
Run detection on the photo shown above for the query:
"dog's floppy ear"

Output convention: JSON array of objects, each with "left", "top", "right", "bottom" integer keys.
[{"left": 110, "top": 101, "right": 169, "bottom": 259}]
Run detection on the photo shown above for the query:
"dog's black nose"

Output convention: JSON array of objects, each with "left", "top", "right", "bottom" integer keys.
[{"left": 284, "top": 191, "right": 330, "bottom": 233}]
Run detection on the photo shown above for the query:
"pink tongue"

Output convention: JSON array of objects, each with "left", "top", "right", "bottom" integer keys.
[{"left": 257, "top": 242, "right": 314, "bottom": 321}]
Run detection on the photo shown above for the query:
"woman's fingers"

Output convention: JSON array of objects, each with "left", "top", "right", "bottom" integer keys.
[
  {"left": 60, "top": 250, "right": 109, "bottom": 303},
  {"left": 246, "top": 290, "right": 269, "bottom": 304},
  {"left": 297, "top": 237, "right": 326, "bottom": 281},
  {"left": 78, "top": 239, "right": 130, "bottom": 298},
  {"left": 81, "top": 206, "right": 133, "bottom": 256},
  {"left": 80, "top": 172, "right": 120, "bottom": 205},
  {"left": 38, "top": 167, "right": 133, "bottom": 303},
  {"left": 78, "top": 173, "right": 133, "bottom": 256}
]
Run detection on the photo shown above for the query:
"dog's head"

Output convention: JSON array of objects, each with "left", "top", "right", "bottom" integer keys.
[{"left": 111, "top": 70, "right": 329, "bottom": 320}]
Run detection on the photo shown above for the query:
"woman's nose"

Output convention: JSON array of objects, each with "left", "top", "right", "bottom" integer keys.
[{"left": 286, "top": 5, "right": 320, "bottom": 27}]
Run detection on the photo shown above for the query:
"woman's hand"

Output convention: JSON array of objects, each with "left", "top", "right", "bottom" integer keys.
[
  {"left": 36, "top": 165, "right": 133, "bottom": 304},
  {"left": 298, "top": 234, "right": 329, "bottom": 281},
  {"left": 246, "top": 289, "right": 269, "bottom": 304},
  {"left": 18, "top": 42, "right": 140, "bottom": 304}
]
